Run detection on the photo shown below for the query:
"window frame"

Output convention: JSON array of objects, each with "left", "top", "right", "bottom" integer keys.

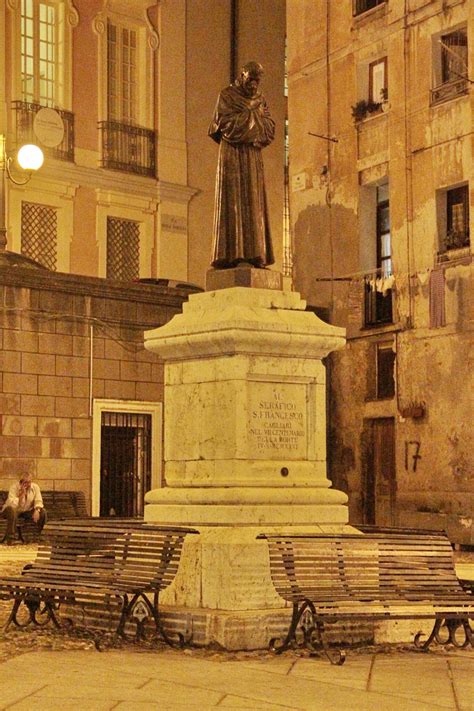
[
  {"left": 441, "top": 29, "right": 468, "bottom": 85},
  {"left": 361, "top": 182, "right": 393, "bottom": 328},
  {"left": 96, "top": 190, "right": 156, "bottom": 281},
  {"left": 376, "top": 196, "right": 391, "bottom": 276},
  {"left": 96, "top": 9, "right": 155, "bottom": 131},
  {"left": 369, "top": 57, "right": 388, "bottom": 105},
  {"left": 8, "top": 179, "right": 73, "bottom": 271},
  {"left": 446, "top": 184, "right": 470, "bottom": 251},
  {"left": 375, "top": 342, "right": 395, "bottom": 400},
  {"left": 8, "top": 0, "right": 76, "bottom": 110},
  {"left": 107, "top": 19, "right": 139, "bottom": 125},
  {"left": 353, "top": 0, "right": 386, "bottom": 18},
  {"left": 431, "top": 25, "right": 468, "bottom": 105}
]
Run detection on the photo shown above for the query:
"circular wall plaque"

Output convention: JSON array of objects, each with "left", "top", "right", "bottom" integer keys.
[{"left": 33, "top": 107, "right": 65, "bottom": 148}]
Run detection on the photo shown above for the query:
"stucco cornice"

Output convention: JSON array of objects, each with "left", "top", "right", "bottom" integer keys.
[{"left": 158, "top": 181, "right": 200, "bottom": 205}]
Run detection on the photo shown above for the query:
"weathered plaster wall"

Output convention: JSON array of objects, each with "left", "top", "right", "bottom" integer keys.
[{"left": 288, "top": 0, "right": 474, "bottom": 542}]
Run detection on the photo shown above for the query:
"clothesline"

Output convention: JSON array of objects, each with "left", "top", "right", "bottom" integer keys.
[{"left": 313, "top": 260, "right": 470, "bottom": 284}]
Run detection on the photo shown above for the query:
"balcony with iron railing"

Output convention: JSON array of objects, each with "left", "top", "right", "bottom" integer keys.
[
  {"left": 12, "top": 101, "right": 74, "bottom": 162},
  {"left": 430, "top": 77, "right": 469, "bottom": 106},
  {"left": 363, "top": 273, "right": 393, "bottom": 327},
  {"left": 99, "top": 121, "right": 156, "bottom": 178}
]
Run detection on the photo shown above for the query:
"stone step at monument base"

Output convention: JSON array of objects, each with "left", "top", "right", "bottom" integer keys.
[{"left": 159, "top": 606, "right": 375, "bottom": 652}]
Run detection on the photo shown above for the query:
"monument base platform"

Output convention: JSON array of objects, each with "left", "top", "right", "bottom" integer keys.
[
  {"left": 159, "top": 604, "right": 374, "bottom": 651},
  {"left": 206, "top": 263, "right": 282, "bottom": 291},
  {"left": 146, "top": 503, "right": 359, "bottom": 649}
]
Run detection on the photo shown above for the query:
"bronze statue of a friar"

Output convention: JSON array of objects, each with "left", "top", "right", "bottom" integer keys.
[{"left": 208, "top": 61, "right": 275, "bottom": 269}]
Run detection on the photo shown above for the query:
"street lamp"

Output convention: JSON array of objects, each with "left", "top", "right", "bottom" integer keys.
[
  {"left": 0, "top": 136, "right": 44, "bottom": 251},
  {"left": 16, "top": 144, "right": 44, "bottom": 174}
]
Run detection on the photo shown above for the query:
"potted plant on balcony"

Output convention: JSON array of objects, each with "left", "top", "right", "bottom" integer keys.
[
  {"left": 351, "top": 99, "right": 383, "bottom": 122},
  {"left": 445, "top": 229, "right": 470, "bottom": 250}
]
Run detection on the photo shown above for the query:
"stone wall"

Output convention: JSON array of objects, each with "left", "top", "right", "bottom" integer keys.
[{"left": 0, "top": 263, "right": 195, "bottom": 508}]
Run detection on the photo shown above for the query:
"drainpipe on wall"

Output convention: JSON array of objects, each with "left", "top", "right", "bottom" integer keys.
[
  {"left": 230, "top": 0, "right": 238, "bottom": 83},
  {"left": 403, "top": 0, "right": 415, "bottom": 329},
  {"left": 89, "top": 324, "right": 94, "bottom": 417},
  {"left": 325, "top": 0, "right": 335, "bottom": 312}
]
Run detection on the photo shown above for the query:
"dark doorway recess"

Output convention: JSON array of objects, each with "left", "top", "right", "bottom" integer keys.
[{"left": 100, "top": 411, "right": 152, "bottom": 517}]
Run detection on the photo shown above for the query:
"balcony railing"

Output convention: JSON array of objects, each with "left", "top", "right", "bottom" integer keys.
[
  {"left": 99, "top": 120, "right": 156, "bottom": 178},
  {"left": 12, "top": 101, "right": 74, "bottom": 162},
  {"left": 430, "top": 77, "right": 469, "bottom": 106},
  {"left": 364, "top": 275, "right": 393, "bottom": 327}
]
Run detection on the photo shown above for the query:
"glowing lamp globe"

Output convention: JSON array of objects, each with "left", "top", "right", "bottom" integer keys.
[{"left": 17, "top": 144, "right": 44, "bottom": 171}]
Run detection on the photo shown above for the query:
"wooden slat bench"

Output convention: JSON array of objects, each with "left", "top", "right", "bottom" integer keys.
[
  {"left": 356, "top": 524, "right": 445, "bottom": 535},
  {"left": 0, "top": 520, "right": 198, "bottom": 648},
  {"left": 358, "top": 526, "right": 474, "bottom": 596},
  {"left": 0, "top": 490, "right": 88, "bottom": 543},
  {"left": 258, "top": 532, "right": 474, "bottom": 664}
]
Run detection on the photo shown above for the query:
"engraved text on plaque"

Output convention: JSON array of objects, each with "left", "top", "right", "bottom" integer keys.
[{"left": 248, "top": 383, "right": 307, "bottom": 459}]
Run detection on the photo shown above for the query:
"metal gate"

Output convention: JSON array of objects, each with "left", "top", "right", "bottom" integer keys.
[{"left": 100, "top": 412, "right": 152, "bottom": 517}]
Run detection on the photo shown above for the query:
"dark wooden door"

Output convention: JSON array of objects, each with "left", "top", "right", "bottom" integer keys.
[{"left": 363, "top": 417, "right": 396, "bottom": 526}]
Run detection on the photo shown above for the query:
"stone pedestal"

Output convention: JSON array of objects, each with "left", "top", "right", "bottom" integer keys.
[
  {"left": 144, "top": 286, "right": 352, "bottom": 649},
  {"left": 206, "top": 263, "right": 283, "bottom": 291}
]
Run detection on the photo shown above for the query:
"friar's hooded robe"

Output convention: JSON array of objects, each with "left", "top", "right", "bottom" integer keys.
[{"left": 208, "top": 79, "right": 275, "bottom": 268}]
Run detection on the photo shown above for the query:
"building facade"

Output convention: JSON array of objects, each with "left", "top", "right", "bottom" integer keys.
[
  {"left": 0, "top": 0, "right": 286, "bottom": 514},
  {"left": 0, "top": 256, "right": 197, "bottom": 513},
  {"left": 287, "top": 0, "right": 473, "bottom": 543},
  {"left": 1, "top": 0, "right": 286, "bottom": 285}
]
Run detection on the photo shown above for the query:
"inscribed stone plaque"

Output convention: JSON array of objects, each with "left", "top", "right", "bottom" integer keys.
[
  {"left": 161, "top": 214, "right": 187, "bottom": 234},
  {"left": 248, "top": 382, "right": 307, "bottom": 459}
]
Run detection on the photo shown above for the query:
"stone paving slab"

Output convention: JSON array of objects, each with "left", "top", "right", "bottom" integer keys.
[
  {"left": 0, "top": 548, "right": 472, "bottom": 710},
  {"left": 0, "top": 649, "right": 472, "bottom": 711}
]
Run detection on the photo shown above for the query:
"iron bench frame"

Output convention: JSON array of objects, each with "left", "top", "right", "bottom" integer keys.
[
  {"left": 0, "top": 520, "right": 198, "bottom": 648},
  {"left": 258, "top": 532, "right": 474, "bottom": 664}
]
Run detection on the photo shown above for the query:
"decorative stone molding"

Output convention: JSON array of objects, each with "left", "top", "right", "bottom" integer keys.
[
  {"left": 7, "top": 0, "right": 78, "bottom": 24},
  {"left": 93, "top": 12, "right": 107, "bottom": 35},
  {"left": 145, "top": 5, "right": 160, "bottom": 51},
  {"left": 159, "top": 181, "right": 199, "bottom": 205},
  {"left": 66, "top": 0, "right": 79, "bottom": 27},
  {"left": 146, "top": 288, "right": 346, "bottom": 361},
  {"left": 147, "top": 31, "right": 159, "bottom": 51},
  {"left": 95, "top": 187, "right": 158, "bottom": 214}
]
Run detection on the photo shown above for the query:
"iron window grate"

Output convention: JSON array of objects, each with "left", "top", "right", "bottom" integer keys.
[
  {"left": 106, "top": 217, "right": 140, "bottom": 281},
  {"left": 21, "top": 201, "right": 57, "bottom": 270}
]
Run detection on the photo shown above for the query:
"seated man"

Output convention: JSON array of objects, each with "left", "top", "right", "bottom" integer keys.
[{"left": 1, "top": 473, "right": 46, "bottom": 544}]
